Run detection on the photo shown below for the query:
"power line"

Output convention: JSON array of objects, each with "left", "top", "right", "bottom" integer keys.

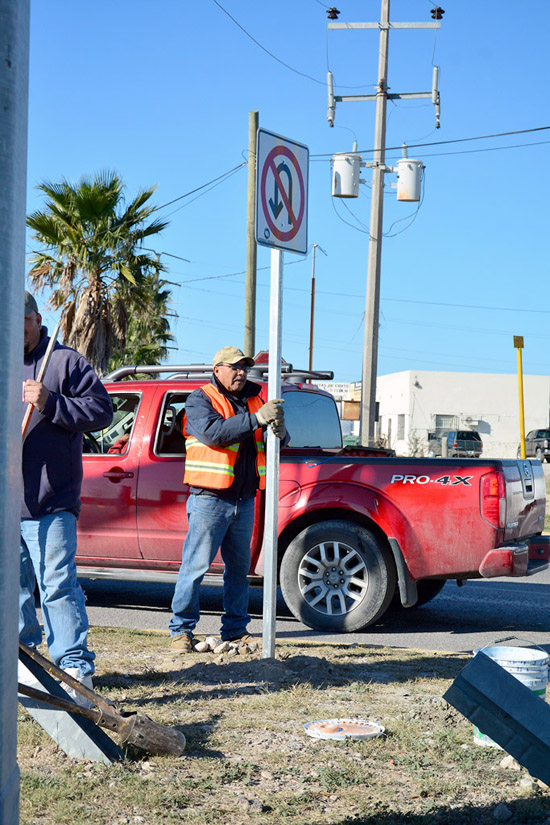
[
  {"left": 311, "top": 125, "right": 550, "bottom": 158},
  {"left": 155, "top": 162, "right": 247, "bottom": 212},
  {"left": 211, "top": 0, "right": 325, "bottom": 86}
]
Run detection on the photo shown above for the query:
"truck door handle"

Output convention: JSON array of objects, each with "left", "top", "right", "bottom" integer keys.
[{"left": 103, "top": 468, "right": 134, "bottom": 482}]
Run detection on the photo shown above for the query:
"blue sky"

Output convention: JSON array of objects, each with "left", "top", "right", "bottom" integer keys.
[{"left": 26, "top": 1, "right": 550, "bottom": 383}]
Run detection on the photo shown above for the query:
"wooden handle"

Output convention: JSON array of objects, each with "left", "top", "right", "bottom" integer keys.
[{"left": 21, "top": 318, "right": 63, "bottom": 441}]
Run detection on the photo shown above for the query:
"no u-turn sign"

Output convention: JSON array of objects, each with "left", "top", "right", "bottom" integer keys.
[{"left": 255, "top": 128, "right": 309, "bottom": 255}]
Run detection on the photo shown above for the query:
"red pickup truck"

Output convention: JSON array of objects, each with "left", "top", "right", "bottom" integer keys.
[{"left": 77, "top": 364, "right": 550, "bottom": 633}]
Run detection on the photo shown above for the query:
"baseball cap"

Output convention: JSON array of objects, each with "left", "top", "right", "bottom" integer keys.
[
  {"left": 24, "top": 291, "right": 39, "bottom": 316},
  {"left": 213, "top": 346, "right": 255, "bottom": 368}
]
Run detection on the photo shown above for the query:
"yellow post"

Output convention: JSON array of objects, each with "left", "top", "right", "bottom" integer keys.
[{"left": 514, "top": 335, "right": 526, "bottom": 459}]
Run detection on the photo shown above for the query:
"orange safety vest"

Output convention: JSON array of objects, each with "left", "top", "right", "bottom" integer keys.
[{"left": 183, "top": 383, "right": 266, "bottom": 491}]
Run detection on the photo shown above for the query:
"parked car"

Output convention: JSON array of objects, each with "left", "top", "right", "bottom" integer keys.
[
  {"left": 517, "top": 429, "right": 550, "bottom": 462},
  {"left": 76, "top": 365, "right": 547, "bottom": 633},
  {"left": 427, "top": 430, "right": 483, "bottom": 458}
]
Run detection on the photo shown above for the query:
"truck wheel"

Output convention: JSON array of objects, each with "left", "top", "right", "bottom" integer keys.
[
  {"left": 391, "top": 579, "right": 446, "bottom": 609},
  {"left": 280, "top": 520, "right": 396, "bottom": 632}
]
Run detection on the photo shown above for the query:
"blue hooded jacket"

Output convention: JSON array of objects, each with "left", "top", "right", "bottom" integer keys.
[{"left": 22, "top": 326, "right": 113, "bottom": 518}]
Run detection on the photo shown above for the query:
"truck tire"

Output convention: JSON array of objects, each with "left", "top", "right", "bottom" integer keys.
[{"left": 280, "top": 520, "right": 397, "bottom": 632}]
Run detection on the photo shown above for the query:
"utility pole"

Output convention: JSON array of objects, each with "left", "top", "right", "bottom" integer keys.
[
  {"left": 328, "top": 2, "right": 442, "bottom": 445},
  {"left": 309, "top": 244, "right": 317, "bottom": 371},
  {"left": 0, "top": 1, "right": 30, "bottom": 822},
  {"left": 308, "top": 244, "right": 327, "bottom": 372},
  {"left": 244, "top": 110, "right": 259, "bottom": 357},
  {"left": 361, "top": 0, "right": 389, "bottom": 446}
]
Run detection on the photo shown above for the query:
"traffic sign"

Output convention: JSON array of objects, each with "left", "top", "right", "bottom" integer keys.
[{"left": 256, "top": 128, "right": 309, "bottom": 254}]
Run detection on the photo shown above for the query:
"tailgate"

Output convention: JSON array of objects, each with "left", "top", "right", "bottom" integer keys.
[{"left": 502, "top": 459, "right": 546, "bottom": 541}]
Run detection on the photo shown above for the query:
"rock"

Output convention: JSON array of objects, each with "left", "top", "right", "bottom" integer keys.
[
  {"left": 519, "top": 776, "right": 537, "bottom": 791},
  {"left": 194, "top": 641, "right": 210, "bottom": 653},
  {"left": 500, "top": 755, "right": 521, "bottom": 771},
  {"left": 235, "top": 795, "right": 263, "bottom": 812},
  {"left": 260, "top": 770, "right": 274, "bottom": 780},
  {"left": 237, "top": 645, "right": 250, "bottom": 655},
  {"left": 227, "top": 647, "right": 238, "bottom": 657},
  {"left": 205, "top": 636, "right": 219, "bottom": 650},
  {"left": 248, "top": 642, "right": 259, "bottom": 652},
  {"left": 493, "top": 802, "right": 513, "bottom": 821},
  {"left": 536, "top": 779, "right": 550, "bottom": 791},
  {"left": 213, "top": 641, "right": 230, "bottom": 654}
]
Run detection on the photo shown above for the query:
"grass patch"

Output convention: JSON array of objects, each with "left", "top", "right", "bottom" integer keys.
[{"left": 18, "top": 628, "right": 550, "bottom": 824}]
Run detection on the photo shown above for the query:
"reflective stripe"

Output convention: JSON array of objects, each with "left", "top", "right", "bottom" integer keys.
[{"left": 183, "top": 384, "right": 266, "bottom": 491}]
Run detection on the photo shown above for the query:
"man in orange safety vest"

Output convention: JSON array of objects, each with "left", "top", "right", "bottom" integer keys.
[{"left": 168, "top": 346, "right": 288, "bottom": 651}]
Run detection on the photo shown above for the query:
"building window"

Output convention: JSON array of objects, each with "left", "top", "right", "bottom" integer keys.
[
  {"left": 397, "top": 414, "right": 405, "bottom": 440},
  {"left": 434, "top": 414, "right": 456, "bottom": 437}
]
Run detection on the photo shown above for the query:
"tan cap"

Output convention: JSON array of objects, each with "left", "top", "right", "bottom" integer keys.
[
  {"left": 213, "top": 346, "right": 254, "bottom": 369},
  {"left": 24, "top": 291, "right": 39, "bottom": 316}
]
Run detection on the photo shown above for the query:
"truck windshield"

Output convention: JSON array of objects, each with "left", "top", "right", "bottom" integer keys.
[{"left": 283, "top": 390, "right": 342, "bottom": 449}]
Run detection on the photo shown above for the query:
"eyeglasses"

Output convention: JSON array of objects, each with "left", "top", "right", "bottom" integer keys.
[{"left": 217, "top": 362, "right": 250, "bottom": 374}]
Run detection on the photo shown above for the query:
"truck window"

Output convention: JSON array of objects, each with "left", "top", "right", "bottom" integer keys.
[
  {"left": 155, "top": 393, "right": 187, "bottom": 455},
  {"left": 83, "top": 393, "right": 141, "bottom": 455},
  {"left": 283, "top": 390, "right": 342, "bottom": 449}
]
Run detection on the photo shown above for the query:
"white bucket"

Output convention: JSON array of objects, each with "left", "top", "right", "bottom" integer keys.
[{"left": 471, "top": 645, "right": 549, "bottom": 748}]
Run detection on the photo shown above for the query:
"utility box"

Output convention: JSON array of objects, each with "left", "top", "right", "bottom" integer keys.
[
  {"left": 396, "top": 158, "right": 423, "bottom": 202},
  {"left": 332, "top": 153, "right": 361, "bottom": 198}
]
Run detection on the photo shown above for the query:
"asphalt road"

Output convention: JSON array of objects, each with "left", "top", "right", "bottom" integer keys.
[{"left": 79, "top": 566, "right": 550, "bottom": 654}]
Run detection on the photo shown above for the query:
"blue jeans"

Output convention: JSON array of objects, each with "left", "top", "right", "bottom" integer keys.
[
  {"left": 169, "top": 494, "right": 254, "bottom": 641},
  {"left": 20, "top": 512, "right": 94, "bottom": 676}
]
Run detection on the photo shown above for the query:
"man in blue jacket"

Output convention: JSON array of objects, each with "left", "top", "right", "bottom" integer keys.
[{"left": 21, "top": 292, "right": 113, "bottom": 701}]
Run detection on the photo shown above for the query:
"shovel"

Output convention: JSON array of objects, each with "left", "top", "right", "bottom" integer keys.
[{"left": 18, "top": 642, "right": 186, "bottom": 757}]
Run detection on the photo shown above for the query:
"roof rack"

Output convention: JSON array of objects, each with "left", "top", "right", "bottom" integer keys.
[{"left": 103, "top": 364, "right": 334, "bottom": 383}]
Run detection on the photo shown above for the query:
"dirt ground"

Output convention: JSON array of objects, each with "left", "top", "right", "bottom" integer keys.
[{"left": 17, "top": 627, "right": 550, "bottom": 825}]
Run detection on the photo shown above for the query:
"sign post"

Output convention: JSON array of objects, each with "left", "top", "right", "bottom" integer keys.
[{"left": 255, "top": 129, "right": 308, "bottom": 658}]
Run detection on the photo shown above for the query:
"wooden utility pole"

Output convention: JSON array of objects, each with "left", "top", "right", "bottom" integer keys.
[{"left": 244, "top": 110, "right": 258, "bottom": 357}]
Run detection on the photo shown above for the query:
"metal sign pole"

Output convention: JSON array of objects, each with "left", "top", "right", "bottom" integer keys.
[
  {"left": 262, "top": 247, "right": 283, "bottom": 659},
  {"left": 0, "top": 1, "right": 30, "bottom": 821}
]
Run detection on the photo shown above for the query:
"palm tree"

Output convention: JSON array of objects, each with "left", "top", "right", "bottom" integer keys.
[
  {"left": 26, "top": 170, "right": 170, "bottom": 375},
  {"left": 107, "top": 270, "right": 177, "bottom": 374}
]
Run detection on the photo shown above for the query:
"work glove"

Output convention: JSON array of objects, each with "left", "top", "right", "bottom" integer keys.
[
  {"left": 256, "top": 398, "right": 284, "bottom": 426},
  {"left": 271, "top": 419, "right": 287, "bottom": 440}
]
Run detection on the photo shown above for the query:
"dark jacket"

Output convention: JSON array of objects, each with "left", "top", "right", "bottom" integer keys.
[
  {"left": 22, "top": 327, "right": 113, "bottom": 519},
  {"left": 184, "top": 375, "right": 264, "bottom": 502}
]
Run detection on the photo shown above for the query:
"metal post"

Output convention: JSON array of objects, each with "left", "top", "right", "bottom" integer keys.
[
  {"left": 244, "top": 110, "right": 259, "bottom": 358},
  {"left": 359, "top": 0, "right": 390, "bottom": 446},
  {"left": 308, "top": 244, "right": 317, "bottom": 372},
  {"left": 262, "top": 248, "right": 283, "bottom": 659},
  {"left": 515, "top": 336, "right": 526, "bottom": 459},
  {"left": 0, "top": 1, "right": 29, "bottom": 821}
]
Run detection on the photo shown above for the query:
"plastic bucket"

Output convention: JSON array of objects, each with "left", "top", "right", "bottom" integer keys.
[{"left": 471, "top": 645, "right": 549, "bottom": 748}]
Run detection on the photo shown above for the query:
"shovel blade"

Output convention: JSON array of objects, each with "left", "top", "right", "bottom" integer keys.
[{"left": 120, "top": 712, "right": 186, "bottom": 757}]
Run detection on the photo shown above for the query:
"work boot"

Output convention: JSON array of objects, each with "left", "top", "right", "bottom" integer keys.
[
  {"left": 170, "top": 633, "right": 196, "bottom": 653},
  {"left": 224, "top": 631, "right": 254, "bottom": 644},
  {"left": 63, "top": 667, "right": 94, "bottom": 709}
]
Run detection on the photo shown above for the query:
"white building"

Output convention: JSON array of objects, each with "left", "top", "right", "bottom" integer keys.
[{"left": 375, "top": 371, "right": 550, "bottom": 458}]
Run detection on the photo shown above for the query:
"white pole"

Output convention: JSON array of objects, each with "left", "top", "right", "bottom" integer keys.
[
  {"left": 262, "top": 248, "right": 283, "bottom": 658},
  {"left": 0, "top": 1, "right": 30, "bottom": 821}
]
